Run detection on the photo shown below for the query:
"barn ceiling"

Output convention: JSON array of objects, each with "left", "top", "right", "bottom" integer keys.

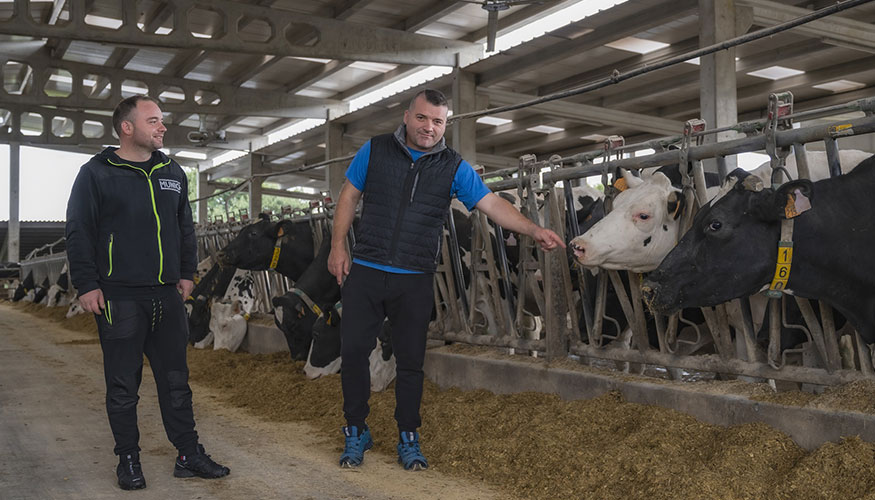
[{"left": 1, "top": 0, "right": 874, "bottom": 196}]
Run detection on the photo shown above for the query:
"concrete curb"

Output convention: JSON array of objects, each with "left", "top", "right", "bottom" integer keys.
[{"left": 423, "top": 349, "right": 875, "bottom": 451}]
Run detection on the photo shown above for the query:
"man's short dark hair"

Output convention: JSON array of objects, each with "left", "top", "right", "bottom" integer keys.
[
  {"left": 113, "top": 95, "right": 161, "bottom": 136},
  {"left": 409, "top": 89, "right": 448, "bottom": 110}
]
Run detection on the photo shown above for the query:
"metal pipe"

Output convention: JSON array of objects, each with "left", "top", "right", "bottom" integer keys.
[
  {"left": 449, "top": 0, "right": 875, "bottom": 123},
  {"left": 484, "top": 115, "right": 875, "bottom": 192},
  {"left": 569, "top": 341, "right": 872, "bottom": 386}
]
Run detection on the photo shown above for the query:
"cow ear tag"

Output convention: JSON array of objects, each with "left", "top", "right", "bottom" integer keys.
[
  {"left": 277, "top": 227, "right": 285, "bottom": 237},
  {"left": 614, "top": 178, "right": 628, "bottom": 192},
  {"left": 784, "top": 189, "right": 811, "bottom": 219}
]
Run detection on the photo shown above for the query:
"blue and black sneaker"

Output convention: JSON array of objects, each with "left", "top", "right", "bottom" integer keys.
[
  {"left": 397, "top": 431, "right": 428, "bottom": 471},
  {"left": 339, "top": 425, "right": 373, "bottom": 468}
]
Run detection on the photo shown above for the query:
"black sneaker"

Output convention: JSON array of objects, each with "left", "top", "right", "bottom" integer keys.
[
  {"left": 117, "top": 452, "right": 146, "bottom": 490},
  {"left": 173, "top": 444, "right": 230, "bottom": 479}
]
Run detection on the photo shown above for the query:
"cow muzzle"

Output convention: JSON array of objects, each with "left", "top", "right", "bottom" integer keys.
[{"left": 640, "top": 279, "right": 679, "bottom": 315}]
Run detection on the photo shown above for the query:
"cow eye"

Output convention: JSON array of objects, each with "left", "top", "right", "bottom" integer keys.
[
  {"left": 638, "top": 213, "right": 650, "bottom": 220},
  {"left": 708, "top": 220, "right": 722, "bottom": 231}
]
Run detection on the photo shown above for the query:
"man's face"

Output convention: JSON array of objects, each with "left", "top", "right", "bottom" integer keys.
[
  {"left": 403, "top": 95, "right": 448, "bottom": 151},
  {"left": 126, "top": 100, "right": 166, "bottom": 151}
]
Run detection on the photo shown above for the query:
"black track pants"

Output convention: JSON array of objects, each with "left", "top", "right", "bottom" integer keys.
[
  {"left": 96, "top": 288, "right": 199, "bottom": 456},
  {"left": 340, "top": 264, "right": 434, "bottom": 432}
]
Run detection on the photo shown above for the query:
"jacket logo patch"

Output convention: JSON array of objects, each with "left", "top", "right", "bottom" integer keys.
[{"left": 158, "top": 179, "right": 182, "bottom": 193}]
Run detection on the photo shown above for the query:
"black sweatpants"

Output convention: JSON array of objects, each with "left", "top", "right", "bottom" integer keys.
[
  {"left": 341, "top": 264, "right": 434, "bottom": 432},
  {"left": 95, "top": 286, "right": 199, "bottom": 456}
]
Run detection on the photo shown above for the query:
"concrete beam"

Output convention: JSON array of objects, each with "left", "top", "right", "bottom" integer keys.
[
  {"left": 0, "top": 51, "right": 346, "bottom": 120},
  {"left": 483, "top": 89, "right": 684, "bottom": 137},
  {"left": 0, "top": 0, "right": 482, "bottom": 66},
  {"left": 699, "top": 0, "right": 739, "bottom": 173},
  {"left": 249, "top": 154, "right": 267, "bottom": 216},
  {"left": 324, "top": 121, "right": 346, "bottom": 200},
  {"left": 7, "top": 144, "right": 20, "bottom": 263},
  {"left": 739, "top": 0, "right": 875, "bottom": 53},
  {"left": 476, "top": 0, "right": 697, "bottom": 87},
  {"left": 452, "top": 68, "right": 478, "bottom": 163}
]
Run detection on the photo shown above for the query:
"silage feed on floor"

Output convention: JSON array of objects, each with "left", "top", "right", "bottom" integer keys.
[{"left": 12, "top": 301, "right": 875, "bottom": 500}]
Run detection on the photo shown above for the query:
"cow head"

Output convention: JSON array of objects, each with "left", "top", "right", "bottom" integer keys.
[
  {"left": 309, "top": 303, "right": 342, "bottom": 368},
  {"left": 187, "top": 296, "right": 213, "bottom": 344},
  {"left": 217, "top": 214, "right": 310, "bottom": 276},
  {"left": 642, "top": 168, "right": 813, "bottom": 314},
  {"left": 33, "top": 277, "right": 50, "bottom": 304},
  {"left": 13, "top": 271, "right": 34, "bottom": 301},
  {"left": 570, "top": 171, "right": 686, "bottom": 273},
  {"left": 272, "top": 292, "right": 321, "bottom": 360}
]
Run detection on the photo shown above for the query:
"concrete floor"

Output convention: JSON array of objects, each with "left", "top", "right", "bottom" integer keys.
[{"left": 0, "top": 304, "right": 501, "bottom": 500}]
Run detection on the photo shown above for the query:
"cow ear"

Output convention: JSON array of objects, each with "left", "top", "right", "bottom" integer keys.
[
  {"left": 274, "top": 220, "right": 293, "bottom": 238},
  {"left": 775, "top": 179, "right": 814, "bottom": 219},
  {"left": 666, "top": 190, "right": 685, "bottom": 220},
  {"left": 258, "top": 213, "right": 271, "bottom": 222},
  {"left": 752, "top": 179, "right": 814, "bottom": 221},
  {"left": 620, "top": 169, "right": 644, "bottom": 190}
]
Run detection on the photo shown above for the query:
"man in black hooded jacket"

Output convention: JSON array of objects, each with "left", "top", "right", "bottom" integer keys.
[{"left": 65, "top": 95, "right": 229, "bottom": 490}]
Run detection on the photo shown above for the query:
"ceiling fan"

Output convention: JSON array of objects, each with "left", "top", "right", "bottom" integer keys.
[{"left": 461, "top": 0, "right": 555, "bottom": 52}]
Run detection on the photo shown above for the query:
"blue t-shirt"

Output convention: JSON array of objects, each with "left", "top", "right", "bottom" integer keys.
[{"left": 346, "top": 139, "right": 491, "bottom": 274}]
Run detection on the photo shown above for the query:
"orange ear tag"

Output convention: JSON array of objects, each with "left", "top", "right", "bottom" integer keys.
[{"left": 614, "top": 178, "right": 628, "bottom": 192}]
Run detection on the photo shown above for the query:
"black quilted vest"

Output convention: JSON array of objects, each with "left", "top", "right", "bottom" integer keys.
[{"left": 352, "top": 128, "right": 462, "bottom": 272}]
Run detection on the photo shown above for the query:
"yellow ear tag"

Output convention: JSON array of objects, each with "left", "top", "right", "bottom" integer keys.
[{"left": 614, "top": 178, "right": 628, "bottom": 192}]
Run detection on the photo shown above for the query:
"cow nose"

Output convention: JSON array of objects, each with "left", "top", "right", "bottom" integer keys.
[{"left": 570, "top": 240, "right": 586, "bottom": 261}]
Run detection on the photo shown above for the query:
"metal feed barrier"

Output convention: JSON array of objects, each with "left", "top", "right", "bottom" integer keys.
[{"left": 428, "top": 94, "right": 875, "bottom": 388}]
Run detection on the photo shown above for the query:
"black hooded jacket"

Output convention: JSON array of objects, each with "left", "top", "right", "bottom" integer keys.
[{"left": 65, "top": 147, "right": 196, "bottom": 299}]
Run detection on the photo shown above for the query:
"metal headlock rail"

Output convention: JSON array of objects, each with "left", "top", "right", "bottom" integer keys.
[
  {"left": 428, "top": 94, "right": 875, "bottom": 387},
  {"left": 193, "top": 202, "right": 334, "bottom": 314}
]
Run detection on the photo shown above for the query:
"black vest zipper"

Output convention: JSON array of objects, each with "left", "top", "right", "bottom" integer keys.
[{"left": 387, "top": 159, "right": 419, "bottom": 264}]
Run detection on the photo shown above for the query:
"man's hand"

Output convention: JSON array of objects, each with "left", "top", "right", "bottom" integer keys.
[
  {"left": 327, "top": 248, "right": 351, "bottom": 286},
  {"left": 177, "top": 279, "right": 194, "bottom": 299},
  {"left": 80, "top": 288, "right": 105, "bottom": 314},
  {"left": 532, "top": 227, "right": 566, "bottom": 251}
]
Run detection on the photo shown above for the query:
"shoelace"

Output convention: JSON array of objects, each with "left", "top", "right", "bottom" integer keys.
[
  {"left": 344, "top": 434, "right": 367, "bottom": 454},
  {"left": 399, "top": 441, "right": 424, "bottom": 462}
]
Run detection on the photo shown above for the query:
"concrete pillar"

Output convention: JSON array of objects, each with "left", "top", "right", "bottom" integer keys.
[
  {"left": 197, "top": 170, "right": 213, "bottom": 225},
  {"left": 699, "top": 0, "right": 738, "bottom": 173},
  {"left": 451, "top": 68, "right": 477, "bottom": 164},
  {"left": 248, "top": 153, "right": 265, "bottom": 217},
  {"left": 325, "top": 120, "right": 345, "bottom": 201},
  {"left": 8, "top": 143, "right": 20, "bottom": 263}
]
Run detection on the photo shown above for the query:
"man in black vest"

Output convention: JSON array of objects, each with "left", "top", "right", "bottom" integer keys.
[{"left": 327, "top": 88, "right": 565, "bottom": 470}]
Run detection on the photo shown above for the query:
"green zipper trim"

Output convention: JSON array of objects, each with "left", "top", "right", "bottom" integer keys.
[
  {"left": 105, "top": 300, "right": 112, "bottom": 325},
  {"left": 108, "top": 233, "right": 114, "bottom": 277},
  {"left": 106, "top": 158, "right": 171, "bottom": 284}
]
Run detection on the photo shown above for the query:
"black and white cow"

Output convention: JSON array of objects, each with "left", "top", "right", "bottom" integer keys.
[
  {"left": 272, "top": 236, "right": 340, "bottom": 360},
  {"left": 12, "top": 270, "right": 34, "bottom": 302},
  {"left": 47, "top": 264, "right": 72, "bottom": 307},
  {"left": 186, "top": 263, "right": 238, "bottom": 345},
  {"left": 210, "top": 269, "right": 258, "bottom": 352},
  {"left": 304, "top": 302, "right": 396, "bottom": 391},
  {"left": 643, "top": 156, "right": 875, "bottom": 343},
  {"left": 218, "top": 213, "right": 316, "bottom": 282}
]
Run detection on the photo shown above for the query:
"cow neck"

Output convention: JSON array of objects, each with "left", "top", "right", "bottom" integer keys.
[
  {"left": 764, "top": 218, "right": 795, "bottom": 298},
  {"left": 289, "top": 287, "right": 323, "bottom": 317},
  {"left": 270, "top": 231, "right": 289, "bottom": 269}
]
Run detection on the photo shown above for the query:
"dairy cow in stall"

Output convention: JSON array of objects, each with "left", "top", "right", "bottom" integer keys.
[
  {"left": 643, "top": 156, "right": 875, "bottom": 345},
  {"left": 271, "top": 235, "right": 340, "bottom": 360}
]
